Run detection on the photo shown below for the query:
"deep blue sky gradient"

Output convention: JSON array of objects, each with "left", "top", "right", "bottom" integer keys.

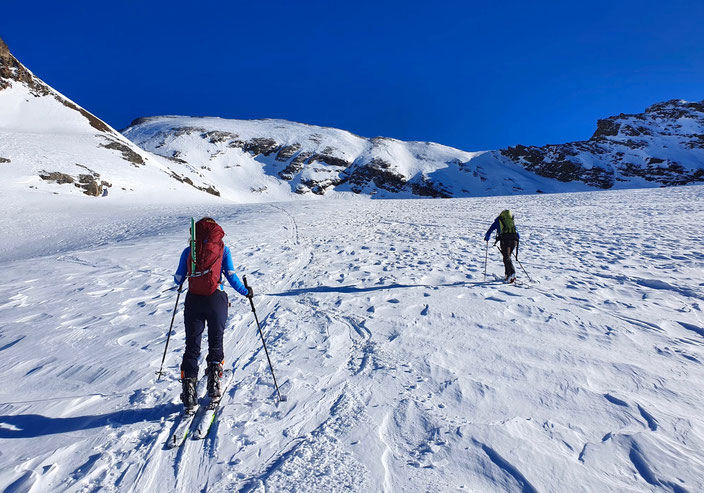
[{"left": 3, "top": 1, "right": 703, "bottom": 150}]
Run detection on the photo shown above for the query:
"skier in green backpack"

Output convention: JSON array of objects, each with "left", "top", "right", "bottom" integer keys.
[{"left": 484, "top": 210, "right": 520, "bottom": 282}]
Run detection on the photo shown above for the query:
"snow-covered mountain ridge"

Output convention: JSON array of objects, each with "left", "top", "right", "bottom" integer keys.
[
  {"left": 122, "top": 98, "right": 704, "bottom": 200},
  {"left": 501, "top": 99, "right": 704, "bottom": 188},
  {"left": 0, "top": 38, "right": 220, "bottom": 202},
  {"left": 2, "top": 33, "right": 703, "bottom": 204},
  {"left": 123, "top": 115, "right": 501, "bottom": 200}
]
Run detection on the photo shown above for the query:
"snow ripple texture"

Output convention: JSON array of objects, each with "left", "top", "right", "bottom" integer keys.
[{"left": 0, "top": 185, "right": 703, "bottom": 492}]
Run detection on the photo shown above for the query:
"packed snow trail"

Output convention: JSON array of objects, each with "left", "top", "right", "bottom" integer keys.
[{"left": 1, "top": 186, "right": 703, "bottom": 492}]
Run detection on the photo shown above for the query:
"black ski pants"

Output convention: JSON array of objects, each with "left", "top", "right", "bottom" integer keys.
[
  {"left": 500, "top": 239, "right": 517, "bottom": 279},
  {"left": 181, "top": 290, "right": 228, "bottom": 379}
]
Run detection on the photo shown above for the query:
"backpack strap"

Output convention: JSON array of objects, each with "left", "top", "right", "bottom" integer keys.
[{"left": 496, "top": 216, "right": 504, "bottom": 241}]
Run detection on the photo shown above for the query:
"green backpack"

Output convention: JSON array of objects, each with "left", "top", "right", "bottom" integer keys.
[{"left": 498, "top": 210, "right": 516, "bottom": 234}]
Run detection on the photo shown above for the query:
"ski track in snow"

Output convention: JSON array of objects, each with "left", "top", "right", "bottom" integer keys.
[{"left": 1, "top": 186, "right": 704, "bottom": 492}]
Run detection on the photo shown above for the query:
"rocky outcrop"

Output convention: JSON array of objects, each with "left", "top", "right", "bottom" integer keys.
[
  {"left": 242, "top": 137, "right": 279, "bottom": 156},
  {"left": 278, "top": 152, "right": 311, "bottom": 180},
  {"left": 99, "top": 138, "right": 145, "bottom": 167},
  {"left": 501, "top": 99, "right": 704, "bottom": 188},
  {"left": 39, "top": 171, "right": 75, "bottom": 185},
  {"left": 410, "top": 175, "right": 452, "bottom": 198},
  {"left": 620, "top": 160, "right": 704, "bottom": 186},
  {"left": 168, "top": 170, "right": 220, "bottom": 196},
  {"left": 276, "top": 144, "right": 301, "bottom": 162},
  {"left": 39, "top": 167, "right": 112, "bottom": 196},
  {"left": 202, "top": 130, "right": 238, "bottom": 144},
  {"left": 347, "top": 158, "right": 406, "bottom": 193}
]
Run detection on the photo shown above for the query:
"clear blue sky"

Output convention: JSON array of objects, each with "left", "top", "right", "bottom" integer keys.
[{"left": 2, "top": 1, "right": 703, "bottom": 150}]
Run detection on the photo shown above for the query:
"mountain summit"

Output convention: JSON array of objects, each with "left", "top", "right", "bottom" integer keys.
[
  {"left": 501, "top": 99, "right": 704, "bottom": 188},
  {"left": 0, "top": 37, "right": 217, "bottom": 201}
]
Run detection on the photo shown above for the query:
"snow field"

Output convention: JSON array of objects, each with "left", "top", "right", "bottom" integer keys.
[{"left": 0, "top": 186, "right": 703, "bottom": 492}]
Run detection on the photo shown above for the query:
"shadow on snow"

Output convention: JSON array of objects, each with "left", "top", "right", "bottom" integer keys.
[
  {"left": 268, "top": 280, "right": 496, "bottom": 297},
  {"left": 0, "top": 403, "right": 180, "bottom": 439}
]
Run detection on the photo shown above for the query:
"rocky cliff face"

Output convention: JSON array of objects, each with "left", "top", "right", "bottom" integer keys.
[{"left": 500, "top": 100, "right": 704, "bottom": 188}]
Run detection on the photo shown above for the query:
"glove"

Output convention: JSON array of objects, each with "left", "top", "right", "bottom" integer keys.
[
  {"left": 246, "top": 287, "right": 254, "bottom": 299},
  {"left": 484, "top": 233, "right": 491, "bottom": 242}
]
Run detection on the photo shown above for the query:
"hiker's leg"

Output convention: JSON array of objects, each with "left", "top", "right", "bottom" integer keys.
[
  {"left": 500, "top": 240, "right": 512, "bottom": 278},
  {"left": 181, "top": 293, "right": 206, "bottom": 379},
  {"left": 505, "top": 240, "right": 516, "bottom": 277},
  {"left": 205, "top": 290, "right": 228, "bottom": 366}
]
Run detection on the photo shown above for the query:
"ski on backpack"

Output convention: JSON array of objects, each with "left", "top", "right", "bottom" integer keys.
[
  {"left": 167, "top": 374, "right": 208, "bottom": 448},
  {"left": 192, "top": 369, "right": 233, "bottom": 440},
  {"left": 187, "top": 218, "right": 226, "bottom": 295}
]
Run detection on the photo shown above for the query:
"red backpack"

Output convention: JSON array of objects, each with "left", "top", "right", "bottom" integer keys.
[{"left": 188, "top": 218, "right": 225, "bottom": 296}]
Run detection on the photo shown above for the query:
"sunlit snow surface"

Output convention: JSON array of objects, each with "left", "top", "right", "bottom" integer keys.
[{"left": 1, "top": 186, "right": 703, "bottom": 492}]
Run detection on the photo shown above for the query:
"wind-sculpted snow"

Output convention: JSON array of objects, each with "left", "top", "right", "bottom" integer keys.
[{"left": 1, "top": 185, "right": 703, "bottom": 491}]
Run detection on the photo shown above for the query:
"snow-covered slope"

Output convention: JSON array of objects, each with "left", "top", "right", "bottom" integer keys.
[
  {"left": 3, "top": 31, "right": 702, "bottom": 205},
  {"left": 1, "top": 185, "right": 703, "bottom": 491},
  {"left": 122, "top": 116, "right": 595, "bottom": 202},
  {"left": 0, "top": 38, "right": 219, "bottom": 203},
  {"left": 123, "top": 101, "right": 704, "bottom": 202}
]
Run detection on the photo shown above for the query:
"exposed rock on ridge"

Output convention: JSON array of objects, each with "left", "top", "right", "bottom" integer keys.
[
  {"left": 0, "top": 37, "right": 220, "bottom": 200},
  {"left": 0, "top": 37, "right": 112, "bottom": 134},
  {"left": 124, "top": 101, "right": 704, "bottom": 201},
  {"left": 500, "top": 99, "right": 704, "bottom": 188}
]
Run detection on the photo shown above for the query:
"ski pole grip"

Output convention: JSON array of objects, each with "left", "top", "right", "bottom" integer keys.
[{"left": 243, "top": 276, "right": 256, "bottom": 312}]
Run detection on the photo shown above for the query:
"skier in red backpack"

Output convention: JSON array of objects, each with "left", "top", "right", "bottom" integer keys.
[{"left": 173, "top": 217, "right": 251, "bottom": 413}]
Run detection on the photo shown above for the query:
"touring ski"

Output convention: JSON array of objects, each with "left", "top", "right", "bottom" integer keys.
[
  {"left": 167, "top": 375, "right": 207, "bottom": 448},
  {"left": 192, "top": 369, "right": 233, "bottom": 440}
]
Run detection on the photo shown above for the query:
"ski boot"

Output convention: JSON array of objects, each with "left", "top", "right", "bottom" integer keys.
[
  {"left": 180, "top": 376, "right": 198, "bottom": 414},
  {"left": 508, "top": 273, "right": 516, "bottom": 283},
  {"left": 206, "top": 361, "right": 224, "bottom": 400}
]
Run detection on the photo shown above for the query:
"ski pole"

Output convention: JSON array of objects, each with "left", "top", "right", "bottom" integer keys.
[
  {"left": 243, "top": 276, "right": 286, "bottom": 402},
  {"left": 515, "top": 256, "right": 533, "bottom": 283},
  {"left": 156, "top": 282, "right": 183, "bottom": 381},
  {"left": 483, "top": 241, "right": 488, "bottom": 281}
]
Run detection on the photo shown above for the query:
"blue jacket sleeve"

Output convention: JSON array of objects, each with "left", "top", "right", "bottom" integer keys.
[
  {"left": 222, "top": 246, "right": 249, "bottom": 296},
  {"left": 484, "top": 218, "right": 499, "bottom": 242},
  {"left": 174, "top": 247, "right": 190, "bottom": 285}
]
